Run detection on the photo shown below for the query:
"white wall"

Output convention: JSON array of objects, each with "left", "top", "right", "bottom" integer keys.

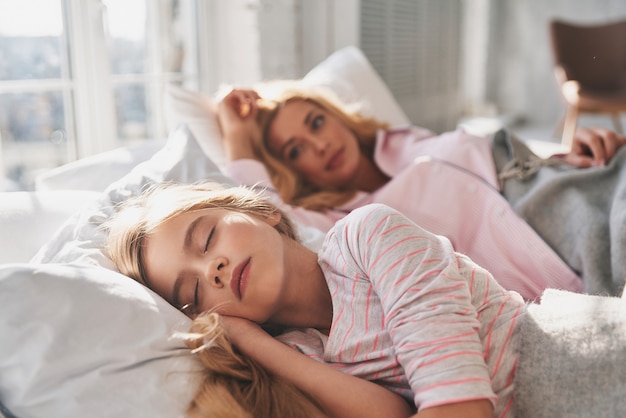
[
  {"left": 200, "top": 0, "right": 626, "bottom": 134},
  {"left": 257, "top": 0, "right": 360, "bottom": 78},
  {"left": 195, "top": 0, "right": 263, "bottom": 91},
  {"left": 197, "top": 0, "right": 360, "bottom": 94}
]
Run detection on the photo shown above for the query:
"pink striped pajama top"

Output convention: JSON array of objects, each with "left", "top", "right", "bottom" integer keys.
[{"left": 279, "top": 203, "right": 526, "bottom": 416}]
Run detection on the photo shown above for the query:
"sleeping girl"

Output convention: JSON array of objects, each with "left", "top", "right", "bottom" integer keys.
[{"left": 105, "top": 181, "right": 626, "bottom": 418}]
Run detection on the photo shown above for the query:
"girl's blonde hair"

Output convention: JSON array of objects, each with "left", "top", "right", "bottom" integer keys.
[
  {"left": 185, "top": 312, "right": 328, "bottom": 418},
  {"left": 105, "top": 181, "right": 297, "bottom": 288},
  {"left": 104, "top": 182, "right": 328, "bottom": 418},
  {"left": 251, "top": 81, "right": 389, "bottom": 211}
]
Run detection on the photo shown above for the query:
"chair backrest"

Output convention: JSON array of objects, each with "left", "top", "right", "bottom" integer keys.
[{"left": 550, "top": 19, "right": 626, "bottom": 89}]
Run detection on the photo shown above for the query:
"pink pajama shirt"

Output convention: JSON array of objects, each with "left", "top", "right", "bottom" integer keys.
[{"left": 224, "top": 126, "right": 582, "bottom": 300}]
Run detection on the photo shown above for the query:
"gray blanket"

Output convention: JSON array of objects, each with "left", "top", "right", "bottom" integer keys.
[
  {"left": 492, "top": 129, "right": 626, "bottom": 296},
  {"left": 514, "top": 290, "right": 626, "bottom": 417}
]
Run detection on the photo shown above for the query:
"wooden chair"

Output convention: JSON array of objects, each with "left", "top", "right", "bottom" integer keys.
[{"left": 549, "top": 19, "right": 626, "bottom": 146}]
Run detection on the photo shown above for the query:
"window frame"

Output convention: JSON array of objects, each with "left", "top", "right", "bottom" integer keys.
[
  {"left": 0, "top": 0, "right": 361, "bottom": 191},
  {"left": 0, "top": 0, "right": 207, "bottom": 190}
]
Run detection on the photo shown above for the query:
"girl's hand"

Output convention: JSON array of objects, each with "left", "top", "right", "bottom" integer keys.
[
  {"left": 218, "top": 315, "right": 267, "bottom": 347},
  {"left": 560, "top": 127, "right": 626, "bottom": 168},
  {"left": 218, "top": 316, "right": 413, "bottom": 418},
  {"left": 217, "top": 88, "right": 262, "bottom": 161}
]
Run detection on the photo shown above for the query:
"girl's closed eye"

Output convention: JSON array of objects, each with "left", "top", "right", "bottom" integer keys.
[
  {"left": 193, "top": 278, "right": 200, "bottom": 311},
  {"left": 204, "top": 226, "right": 215, "bottom": 253},
  {"left": 182, "top": 278, "right": 200, "bottom": 316}
]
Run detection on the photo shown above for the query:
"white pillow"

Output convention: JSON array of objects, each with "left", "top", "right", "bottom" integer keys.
[
  {"left": 35, "top": 139, "right": 166, "bottom": 192},
  {"left": 0, "top": 263, "right": 198, "bottom": 418},
  {"left": 164, "top": 84, "right": 226, "bottom": 167},
  {"left": 0, "top": 190, "right": 100, "bottom": 263},
  {"left": 3, "top": 125, "right": 230, "bottom": 418},
  {"left": 165, "top": 45, "right": 410, "bottom": 169},
  {"left": 300, "top": 45, "right": 410, "bottom": 126}
]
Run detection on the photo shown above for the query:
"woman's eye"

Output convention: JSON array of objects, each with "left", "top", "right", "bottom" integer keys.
[
  {"left": 204, "top": 227, "right": 215, "bottom": 253},
  {"left": 287, "top": 145, "right": 302, "bottom": 161},
  {"left": 311, "top": 115, "right": 324, "bottom": 131}
]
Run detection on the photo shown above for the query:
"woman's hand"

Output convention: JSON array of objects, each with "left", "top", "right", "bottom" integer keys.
[
  {"left": 560, "top": 127, "right": 626, "bottom": 168},
  {"left": 217, "top": 88, "right": 262, "bottom": 161}
]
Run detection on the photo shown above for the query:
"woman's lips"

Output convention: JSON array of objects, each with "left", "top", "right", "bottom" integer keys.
[
  {"left": 231, "top": 257, "right": 251, "bottom": 300},
  {"left": 326, "top": 148, "right": 345, "bottom": 171}
]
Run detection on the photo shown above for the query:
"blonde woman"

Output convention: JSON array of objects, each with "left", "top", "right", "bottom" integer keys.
[{"left": 216, "top": 83, "right": 626, "bottom": 300}]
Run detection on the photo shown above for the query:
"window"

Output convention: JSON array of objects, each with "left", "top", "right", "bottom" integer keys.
[
  {"left": 0, "top": 0, "right": 367, "bottom": 191},
  {"left": 0, "top": 0, "right": 68, "bottom": 191},
  {"left": 0, "top": 0, "right": 201, "bottom": 191}
]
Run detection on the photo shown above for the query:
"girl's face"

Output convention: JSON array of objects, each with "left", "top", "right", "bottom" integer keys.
[
  {"left": 142, "top": 207, "right": 288, "bottom": 322},
  {"left": 266, "top": 99, "right": 363, "bottom": 189}
]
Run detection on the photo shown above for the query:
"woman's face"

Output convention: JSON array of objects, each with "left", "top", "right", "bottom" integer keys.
[
  {"left": 142, "top": 207, "right": 289, "bottom": 322},
  {"left": 266, "top": 99, "right": 363, "bottom": 189}
]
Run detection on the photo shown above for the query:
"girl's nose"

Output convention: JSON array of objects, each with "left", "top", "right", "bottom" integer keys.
[{"left": 207, "top": 256, "right": 228, "bottom": 288}]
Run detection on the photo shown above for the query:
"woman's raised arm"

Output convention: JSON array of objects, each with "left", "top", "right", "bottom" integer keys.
[{"left": 217, "top": 88, "right": 261, "bottom": 161}]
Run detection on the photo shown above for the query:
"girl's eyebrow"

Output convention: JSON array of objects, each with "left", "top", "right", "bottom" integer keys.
[{"left": 184, "top": 216, "right": 204, "bottom": 250}]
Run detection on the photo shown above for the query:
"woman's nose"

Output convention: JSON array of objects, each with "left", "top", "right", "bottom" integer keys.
[
  {"left": 207, "top": 256, "right": 228, "bottom": 287},
  {"left": 311, "top": 136, "right": 330, "bottom": 155}
]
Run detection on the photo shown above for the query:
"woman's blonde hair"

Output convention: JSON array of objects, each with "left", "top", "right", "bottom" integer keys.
[
  {"left": 251, "top": 81, "right": 389, "bottom": 211},
  {"left": 104, "top": 182, "right": 328, "bottom": 418}
]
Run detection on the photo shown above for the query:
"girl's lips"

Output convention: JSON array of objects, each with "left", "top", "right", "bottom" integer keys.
[{"left": 230, "top": 257, "right": 251, "bottom": 300}]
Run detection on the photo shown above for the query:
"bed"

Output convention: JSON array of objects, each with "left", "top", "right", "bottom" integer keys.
[{"left": 3, "top": 46, "right": 621, "bottom": 418}]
